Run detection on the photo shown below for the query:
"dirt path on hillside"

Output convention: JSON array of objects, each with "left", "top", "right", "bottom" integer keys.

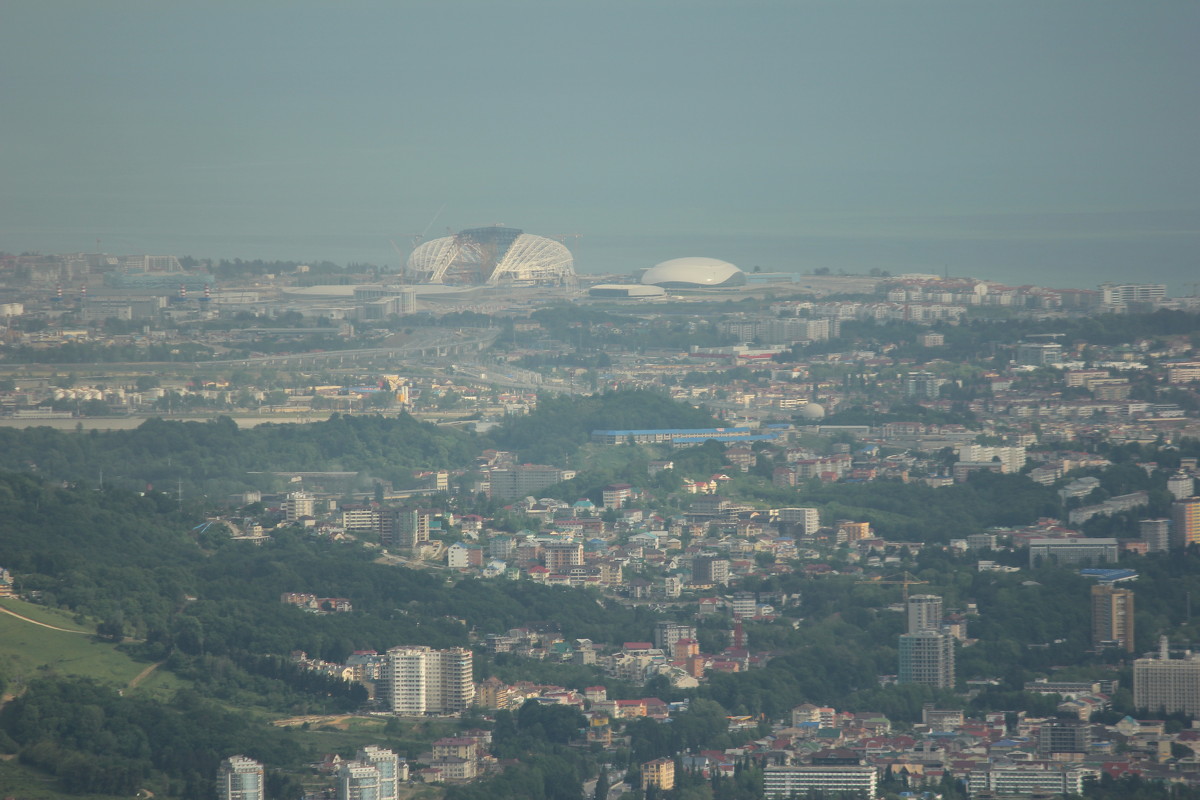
[
  {"left": 272, "top": 714, "right": 354, "bottom": 728},
  {"left": 128, "top": 661, "right": 164, "bottom": 689},
  {"left": 0, "top": 603, "right": 89, "bottom": 634}
]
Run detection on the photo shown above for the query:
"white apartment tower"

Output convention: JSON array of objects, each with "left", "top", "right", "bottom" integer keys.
[
  {"left": 907, "top": 594, "right": 944, "bottom": 634},
  {"left": 217, "top": 755, "right": 264, "bottom": 800},
  {"left": 1168, "top": 472, "right": 1196, "bottom": 500},
  {"left": 383, "top": 646, "right": 474, "bottom": 715}
]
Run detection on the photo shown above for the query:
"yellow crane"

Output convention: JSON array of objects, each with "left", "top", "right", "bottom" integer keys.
[{"left": 856, "top": 571, "right": 929, "bottom": 603}]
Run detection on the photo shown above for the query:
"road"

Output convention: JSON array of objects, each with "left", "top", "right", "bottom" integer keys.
[
  {"left": 0, "top": 328, "right": 502, "bottom": 372},
  {"left": 0, "top": 602, "right": 90, "bottom": 634}
]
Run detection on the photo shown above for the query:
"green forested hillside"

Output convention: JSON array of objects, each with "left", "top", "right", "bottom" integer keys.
[
  {"left": 736, "top": 470, "right": 1062, "bottom": 542},
  {"left": 0, "top": 413, "right": 476, "bottom": 494},
  {"left": 485, "top": 389, "right": 720, "bottom": 464},
  {"left": 0, "top": 472, "right": 650, "bottom": 658},
  {"left": 0, "top": 468, "right": 655, "bottom": 797}
]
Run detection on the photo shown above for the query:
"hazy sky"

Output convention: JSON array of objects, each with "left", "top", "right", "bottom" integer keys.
[{"left": 2, "top": 1, "right": 1197, "bottom": 286}]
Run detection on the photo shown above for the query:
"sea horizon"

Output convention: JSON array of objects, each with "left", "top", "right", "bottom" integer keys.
[{"left": 4, "top": 209, "right": 1198, "bottom": 296}]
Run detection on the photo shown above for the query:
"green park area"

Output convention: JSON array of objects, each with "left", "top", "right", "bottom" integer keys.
[{"left": 0, "top": 597, "right": 182, "bottom": 696}]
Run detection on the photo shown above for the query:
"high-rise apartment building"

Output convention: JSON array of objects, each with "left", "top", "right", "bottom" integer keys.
[
  {"left": 1091, "top": 585, "right": 1135, "bottom": 652},
  {"left": 341, "top": 506, "right": 382, "bottom": 531},
  {"left": 907, "top": 595, "right": 944, "bottom": 634},
  {"left": 1100, "top": 282, "right": 1167, "bottom": 307},
  {"left": 653, "top": 621, "right": 697, "bottom": 654},
  {"left": 898, "top": 630, "right": 955, "bottom": 688},
  {"left": 1168, "top": 472, "right": 1196, "bottom": 500},
  {"left": 487, "top": 464, "right": 576, "bottom": 500},
  {"left": 337, "top": 761, "right": 381, "bottom": 800},
  {"left": 731, "top": 591, "right": 758, "bottom": 620},
  {"left": 217, "top": 755, "right": 264, "bottom": 800},
  {"left": 383, "top": 646, "right": 474, "bottom": 715},
  {"left": 543, "top": 542, "right": 584, "bottom": 574},
  {"left": 904, "top": 371, "right": 944, "bottom": 399},
  {"left": 776, "top": 507, "right": 821, "bottom": 535},
  {"left": 692, "top": 555, "right": 730, "bottom": 586},
  {"left": 382, "top": 508, "right": 431, "bottom": 549},
  {"left": 764, "top": 766, "right": 878, "bottom": 799},
  {"left": 1172, "top": 497, "right": 1200, "bottom": 549},
  {"left": 356, "top": 746, "right": 403, "bottom": 800},
  {"left": 1038, "top": 718, "right": 1091, "bottom": 758},
  {"left": 1140, "top": 518, "right": 1171, "bottom": 553},
  {"left": 955, "top": 444, "right": 1026, "bottom": 473},
  {"left": 1134, "top": 637, "right": 1200, "bottom": 716},
  {"left": 283, "top": 491, "right": 315, "bottom": 522},
  {"left": 602, "top": 483, "right": 634, "bottom": 509},
  {"left": 1016, "top": 342, "right": 1063, "bottom": 366},
  {"left": 642, "top": 758, "right": 676, "bottom": 791},
  {"left": 967, "top": 765, "right": 1086, "bottom": 797}
]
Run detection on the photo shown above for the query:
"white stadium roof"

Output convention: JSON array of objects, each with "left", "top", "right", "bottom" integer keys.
[
  {"left": 640, "top": 257, "right": 746, "bottom": 288},
  {"left": 406, "top": 226, "right": 574, "bottom": 286}
]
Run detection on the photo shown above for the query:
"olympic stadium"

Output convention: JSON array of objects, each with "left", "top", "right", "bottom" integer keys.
[
  {"left": 406, "top": 226, "right": 574, "bottom": 286},
  {"left": 640, "top": 257, "right": 746, "bottom": 289}
]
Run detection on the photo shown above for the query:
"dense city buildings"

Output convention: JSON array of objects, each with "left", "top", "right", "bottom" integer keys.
[{"left": 3, "top": 248, "right": 1200, "bottom": 796}]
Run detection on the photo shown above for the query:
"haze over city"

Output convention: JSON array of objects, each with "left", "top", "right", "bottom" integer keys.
[
  {"left": 2, "top": 0, "right": 1197, "bottom": 289},
  {"left": 8, "top": 6, "right": 1200, "bottom": 798}
]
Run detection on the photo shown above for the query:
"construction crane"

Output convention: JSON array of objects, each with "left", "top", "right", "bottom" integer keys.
[{"left": 856, "top": 571, "right": 929, "bottom": 603}]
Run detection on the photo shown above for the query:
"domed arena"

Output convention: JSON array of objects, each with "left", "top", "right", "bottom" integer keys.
[
  {"left": 797, "top": 402, "right": 826, "bottom": 421},
  {"left": 640, "top": 257, "right": 746, "bottom": 289},
  {"left": 406, "top": 226, "right": 574, "bottom": 286}
]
